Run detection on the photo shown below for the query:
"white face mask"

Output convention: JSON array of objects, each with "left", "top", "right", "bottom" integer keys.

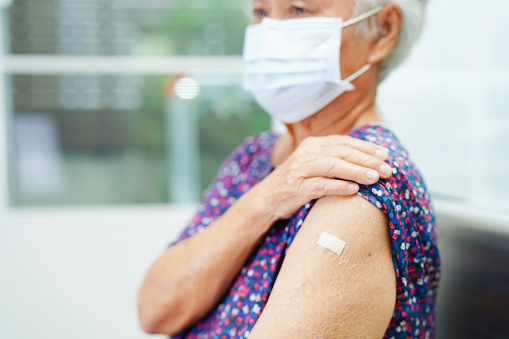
[{"left": 242, "top": 7, "right": 382, "bottom": 124}]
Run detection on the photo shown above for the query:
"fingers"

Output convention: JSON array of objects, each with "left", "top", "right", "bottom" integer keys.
[
  {"left": 335, "top": 146, "right": 392, "bottom": 179},
  {"left": 322, "top": 135, "right": 389, "bottom": 161},
  {"left": 304, "top": 157, "right": 382, "bottom": 185},
  {"left": 302, "top": 135, "right": 391, "bottom": 179},
  {"left": 306, "top": 177, "right": 359, "bottom": 198}
]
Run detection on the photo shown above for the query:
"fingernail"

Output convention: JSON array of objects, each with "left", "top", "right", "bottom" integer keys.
[
  {"left": 348, "top": 184, "right": 359, "bottom": 192},
  {"left": 380, "top": 164, "right": 392, "bottom": 177},
  {"left": 366, "top": 169, "right": 378, "bottom": 181},
  {"left": 375, "top": 149, "right": 388, "bottom": 159}
]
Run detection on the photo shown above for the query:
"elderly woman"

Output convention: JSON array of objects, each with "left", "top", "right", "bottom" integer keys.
[{"left": 138, "top": 0, "right": 439, "bottom": 337}]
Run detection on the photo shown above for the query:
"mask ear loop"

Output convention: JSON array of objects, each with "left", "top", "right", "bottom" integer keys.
[
  {"left": 342, "top": 6, "right": 383, "bottom": 28},
  {"left": 343, "top": 64, "right": 372, "bottom": 83},
  {"left": 339, "top": 7, "right": 383, "bottom": 83}
]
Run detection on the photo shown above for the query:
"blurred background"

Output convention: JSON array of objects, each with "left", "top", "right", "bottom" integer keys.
[{"left": 0, "top": 0, "right": 508, "bottom": 338}]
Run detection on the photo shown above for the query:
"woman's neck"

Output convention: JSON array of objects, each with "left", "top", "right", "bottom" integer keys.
[
  {"left": 285, "top": 103, "right": 379, "bottom": 146},
  {"left": 271, "top": 83, "right": 381, "bottom": 166}
]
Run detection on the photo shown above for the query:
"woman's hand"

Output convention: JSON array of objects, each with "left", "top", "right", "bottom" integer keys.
[{"left": 255, "top": 135, "right": 392, "bottom": 221}]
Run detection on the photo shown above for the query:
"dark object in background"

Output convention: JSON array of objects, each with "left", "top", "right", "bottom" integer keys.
[{"left": 437, "top": 211, "right": 509, "bottom": 339}]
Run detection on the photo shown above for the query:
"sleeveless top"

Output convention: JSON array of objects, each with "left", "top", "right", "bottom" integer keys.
[{"left": 171, "top": 124, "right": 440, "bottom": 339}]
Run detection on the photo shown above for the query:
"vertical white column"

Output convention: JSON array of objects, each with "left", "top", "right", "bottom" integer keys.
[
  {"left": 0, "top": 3, "right": 11, "bottom": 217},
  {"left": 165, "top": 76, "right": 201, "bottom": 203}
]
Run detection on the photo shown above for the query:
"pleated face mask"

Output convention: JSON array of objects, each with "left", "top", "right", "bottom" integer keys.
[{"left": 242, "top": 7, "right": 382, "bottom": 124}]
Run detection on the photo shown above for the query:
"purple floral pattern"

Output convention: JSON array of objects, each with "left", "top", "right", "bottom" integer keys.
[{"left": 171, "top": 124, "right": 440, "bottom": 338}]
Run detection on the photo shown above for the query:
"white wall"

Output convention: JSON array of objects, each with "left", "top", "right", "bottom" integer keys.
[
  {"left": 0, "top": 205, "right": 196, "bottom": 339},
  {"left": 378, "top": 0, "right": 509, "bottom": 213}
]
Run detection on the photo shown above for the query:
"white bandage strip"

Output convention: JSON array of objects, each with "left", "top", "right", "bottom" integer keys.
[{"left": 317, "top": 231, "right": 346, "bottom": 256}]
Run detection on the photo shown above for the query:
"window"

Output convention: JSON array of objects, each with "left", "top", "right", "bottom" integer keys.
[{"left": 3, "top": 0, "right": 270, "bottom": 206}]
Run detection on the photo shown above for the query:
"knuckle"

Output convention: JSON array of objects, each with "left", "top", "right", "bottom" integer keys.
[
  {"left": 364, "top": 155, "right": 379, "bottom": 168},
  {"left": 317, "top": 179, "right": 328, "bottom": 195},
  {"left": 301, "top": 165, "right": 311, "bottom": 177},
  {"left": 340, "top": 135, "right": 354, "bottom": 145},
  {"left": 292, "top": 160, "right": 316, "bottom": 177},
  {"left": 287, "top": 171, "right": 301, "bottom": 187},
  {"left": 322, "top": 179, "right": 345, "bottom": 196},
  {"left": 323, "top": 158, "right": 337, "bottom": 175},
  {"left": 327, "top": 179, "right": 340, "bottom": 195},
  {"left": 308, "top": 179, "right": 322, "bottom": 195},
  {"left": 337, "top": 146, "right": 353, "bottom": 160}
]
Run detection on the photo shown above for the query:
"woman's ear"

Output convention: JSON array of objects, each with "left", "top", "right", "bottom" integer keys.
[{"left": 367, "top": 3, "right": 403, "bottom": 65}]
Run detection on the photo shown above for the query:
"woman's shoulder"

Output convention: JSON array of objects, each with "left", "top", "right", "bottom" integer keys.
[
  {"left": 348, "top": 123, "right": 432, "bottom": 210},
  {"left": 236, "top": 130, "right": 279, "bottom": 151},
  {"left": 347, "top": 123, "right": 435, "bottom": 228},
  {"left": 223, "top": 131, "right": 278, "bottom": 167},
  {"left": 208, "top": 130, "right": 278, "bottom": 197},
  {"left": 348, "top": 123, "right": 438, "bottom": 294}
]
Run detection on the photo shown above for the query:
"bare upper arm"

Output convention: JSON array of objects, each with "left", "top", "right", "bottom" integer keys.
[{"left": 248, "top": 195, "right": 396, "bottom": 339}]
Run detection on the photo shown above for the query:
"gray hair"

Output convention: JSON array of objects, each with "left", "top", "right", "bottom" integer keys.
[{"left": 353, "top": 0, "right": 428, "bottom": 81}]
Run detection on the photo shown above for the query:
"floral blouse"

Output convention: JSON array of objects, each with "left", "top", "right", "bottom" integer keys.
[{"left": 171, "top": 124, "right": 440, "bottom": 339}]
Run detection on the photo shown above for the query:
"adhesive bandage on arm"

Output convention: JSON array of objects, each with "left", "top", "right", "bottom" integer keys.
[
  {"left": 315, "top": 231, "right": 358, "bottom": 270},
  {"left": 317, "top": 231, "right": 346, "bottom": 256}
]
